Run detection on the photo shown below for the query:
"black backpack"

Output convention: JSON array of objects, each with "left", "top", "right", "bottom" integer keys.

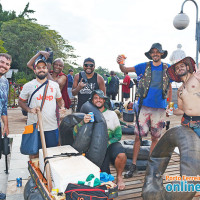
[
  {"left": 65, "top": 183, "right": 109, "bottom": 200},
  {"left": 129, "top": 79, "right": 134, "bottom": 88}
]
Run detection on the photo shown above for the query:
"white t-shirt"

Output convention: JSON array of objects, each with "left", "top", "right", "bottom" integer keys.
[{"left": 19, "top": 79, "right": 62, "bottom": 131}]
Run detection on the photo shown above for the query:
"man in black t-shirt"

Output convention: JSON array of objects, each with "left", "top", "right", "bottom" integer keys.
[{"left": 72, "top": 57, "right": 106, "bottom": 112}]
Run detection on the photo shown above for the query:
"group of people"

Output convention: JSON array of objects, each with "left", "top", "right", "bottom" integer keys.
[{"left": 1, "top": 41, "right": 200, "bottom": 193}]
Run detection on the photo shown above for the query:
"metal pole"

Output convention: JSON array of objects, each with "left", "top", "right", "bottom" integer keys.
[{"left": 180, "top": 0, "right": 199, "bottom": 67}]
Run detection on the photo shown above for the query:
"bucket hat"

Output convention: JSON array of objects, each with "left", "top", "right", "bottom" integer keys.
[
  {"left": 89, "top": 89, "right": 111, "bottom": 109},
  {"left": 145, "top": 43, "right": 168, "bottom": 60},
  {"left": 166, "top": 56, "right": 196, "bottom": 82}
]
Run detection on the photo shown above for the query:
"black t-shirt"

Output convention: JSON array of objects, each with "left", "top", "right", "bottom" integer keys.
[{"left": 76, "top": 72, "right": 99, "bottom": 112}]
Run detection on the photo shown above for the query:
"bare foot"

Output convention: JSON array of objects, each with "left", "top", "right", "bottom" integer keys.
[{"left": 117, "top": 176, "right": 125, "bottom": 190}]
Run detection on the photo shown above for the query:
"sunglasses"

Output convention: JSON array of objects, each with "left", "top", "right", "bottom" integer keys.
[{"left": 84, "top": 64, "right": 94, "bottom": 68}]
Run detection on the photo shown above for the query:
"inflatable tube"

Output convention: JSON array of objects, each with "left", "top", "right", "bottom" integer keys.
[
  {"left": 24, "top": 178, "right": 36, "bottom": 200},
  {"left": 121, "top": 140, "right": 151, "bottom": 160},
  {"left": 142, "top": 125, "right": 200, "bottom": 200},
  {"left": 73, "top": 101, "right": 108, "bottom": 168},
  {"left": 27, "top": 188, "right": 43, "bottom": 200},
  {"left": 59, "top": 113, "right": 85, "bottom": 145},
  {"left": 121, "top": 125, "right": 135, "bottom": 135},
  {"left": 126, "top": 158, "right": 148, "bottom": 171}
]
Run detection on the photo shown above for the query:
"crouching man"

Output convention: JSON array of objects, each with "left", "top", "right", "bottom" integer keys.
[{"left": 74, "top": 89, "right": 127, "bottom": 190}]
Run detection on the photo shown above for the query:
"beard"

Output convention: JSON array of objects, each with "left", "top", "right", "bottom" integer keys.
[
  {"left": 36, "top": 72, "right": 48, "bottom": 80},
  {"left": 178, "top": 70, "right": 188, "bottom": 77},
  {"left": 84, "top": 68, "right": 94, "bottom": 74}
]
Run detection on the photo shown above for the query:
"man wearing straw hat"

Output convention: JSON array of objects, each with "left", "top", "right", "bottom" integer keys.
[
  {"left": 166, "top": 56, "right": 200, "bottom": 137},
  {"left": 117, "top": 43, "right": 172, "bottom": 178}
]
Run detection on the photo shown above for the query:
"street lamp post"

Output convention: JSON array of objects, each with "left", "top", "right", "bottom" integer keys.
[{"left": 173, "top": 0, "right": 200, "bottom": 68}]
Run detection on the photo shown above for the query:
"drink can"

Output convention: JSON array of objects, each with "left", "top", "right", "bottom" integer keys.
[
  {"left": 119, "top": 54, "right": 126, "bottom": 65},
  {"left": 89, "top": 112, "right": 94, "bottom": 122},
  {"left": 16, "top": 177, "right": 22, "bottom": 187},
  {"left": 168, "top": 102, "right": 174, "bottom": 116}
]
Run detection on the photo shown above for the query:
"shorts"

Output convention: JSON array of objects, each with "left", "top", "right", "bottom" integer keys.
[
  {"left": 134, "top": 106, "right": 165, "bottom": 138},
  {"left": 123, "top": 92, "right": 130, "bottom": 98},
  {"left": 181, "top": 113, "right": 200, "bottom": 138},
  {"left": 100, "top": 142, "right": 125, "bottom": 174},
  {"left": 38, "top": 128, "right": 59, "bottom": 149}
]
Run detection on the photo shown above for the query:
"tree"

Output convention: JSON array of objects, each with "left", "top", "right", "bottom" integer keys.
[
  {"left": 0, "top": 40, "right": 7, "bottom": 53},
  {"left": 0, "top": 3, "right": 36, "bottom": 30},
  {"left": 0, "top": 18, "right": 78, "bottom": 73}
]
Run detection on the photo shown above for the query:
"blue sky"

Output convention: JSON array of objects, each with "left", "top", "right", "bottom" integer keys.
[{"left": 0, "top": 0, "right": 198, "bottom": 72}]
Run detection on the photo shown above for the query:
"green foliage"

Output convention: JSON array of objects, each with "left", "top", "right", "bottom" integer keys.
[
  {"left": 0, "top": 3, "right": 36, "bottom": 30},
  {"left": 13, "top": 71, "right": 35, "bottom": 84},
  {"left": 0, "top": 40, "right": 7, "bottom": 52},
  {"left": 0, "top": 18, "right": 78, "bottom": 72}
]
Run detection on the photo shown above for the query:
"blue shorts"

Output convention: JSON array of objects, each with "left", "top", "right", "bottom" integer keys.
[{"left": 38, "top": 128, "right": 59, "bottom": 149}]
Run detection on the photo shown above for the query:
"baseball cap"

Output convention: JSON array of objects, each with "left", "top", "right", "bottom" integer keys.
[
  {"left": 34, "top": 59, "right": 47, "bottom": 67},
  {"left": 83, "top": 57, "right": 95, "bottom": 65}
]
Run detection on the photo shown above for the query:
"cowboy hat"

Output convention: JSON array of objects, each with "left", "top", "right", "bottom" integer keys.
[
  {"left": 145, "top": 43, "right": 168, "bottom": 60},
  {"left": 166, "top": 56, "right": 196, "bottom": 82}
]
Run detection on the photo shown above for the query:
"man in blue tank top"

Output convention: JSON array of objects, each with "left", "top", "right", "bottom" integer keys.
[
  {"left": 117, "top": 43, "right": 172, "bottom": 178},
  {"left": 72, "top": 58, "right": 106, "bottom": 112}
]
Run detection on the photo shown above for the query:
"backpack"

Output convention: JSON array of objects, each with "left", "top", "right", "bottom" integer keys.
[{"left": 129, "top": 79, "right": 134, "bottom": 88}]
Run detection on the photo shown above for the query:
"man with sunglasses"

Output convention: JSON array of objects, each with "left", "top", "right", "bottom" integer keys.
[
  {"left": 72, "top": 57, "right": 106, "bottom": 112},
  {"left": 117, "top": 43, "right": 172, "bottom": 178}
]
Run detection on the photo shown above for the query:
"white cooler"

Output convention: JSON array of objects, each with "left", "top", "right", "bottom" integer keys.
[{"left": 39, "top": 145, "right": 100, "bottom": 192}]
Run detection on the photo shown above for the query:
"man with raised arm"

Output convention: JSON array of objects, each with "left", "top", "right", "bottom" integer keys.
[{"left": 117, "top": 43, "right": 172, "bottom": 178}]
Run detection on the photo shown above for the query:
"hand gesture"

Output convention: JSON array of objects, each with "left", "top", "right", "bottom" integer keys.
[{"left": 78, "top": 78, "right": 86, "bottom": 89}]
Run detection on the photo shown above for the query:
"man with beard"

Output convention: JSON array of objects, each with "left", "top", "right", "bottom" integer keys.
[
  {"left": 73, "top": 89, "right": 127, "bottom": 190},
  {"left": 117, "top": 43, "right": 172, "bottom": 178},
  {"left": 0, "top": 53, "right": 12, "bottom": 137},
  {"left": 72, "top": 57, "right": 106, "bottom": 112},
  {"left": 27, "top": 51, "right": 71, "bottom": 110},
  {"left": 19, "top": 59, "right": 65, "bottom": 158},
  {"left": 166, "top": 57, "right": 200, "bottom": 136},
  {"left": 0, "top": 52, "right": 12, "bottom": 200}
]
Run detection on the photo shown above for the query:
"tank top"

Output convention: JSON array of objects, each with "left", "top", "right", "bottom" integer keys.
[{"left": 77, "top": 72, "right": 99, "bottom": 112}]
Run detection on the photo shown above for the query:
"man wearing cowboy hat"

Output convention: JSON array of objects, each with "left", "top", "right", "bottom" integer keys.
[
  {"left": 166, "top": 56, "right": 200, "bottom": 137},
  {"left": 73, "top": 89, "right": 127, "bottom": 190},
  {"left": 117, "top": 43, "right": 172, "bottom": 178}
]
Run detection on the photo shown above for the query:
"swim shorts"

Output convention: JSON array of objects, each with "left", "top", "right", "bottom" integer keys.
[{"left": 134, "top": 106, "right": 165, "bottom": 138}]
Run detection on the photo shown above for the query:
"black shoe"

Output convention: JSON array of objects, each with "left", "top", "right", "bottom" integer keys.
[{"left": 124, "top": 163, "right": 137, "bottom": 178}]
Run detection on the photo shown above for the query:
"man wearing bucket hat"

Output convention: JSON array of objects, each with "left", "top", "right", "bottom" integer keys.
[
  {"left": 117, "top": 43, "right": 172, "bottom": 178},
  {"left": 166, "top": 56, "right": 200, "bottom": 137},
  {"left": 73, "top": 89, "right": 127, "bottom": 190}
]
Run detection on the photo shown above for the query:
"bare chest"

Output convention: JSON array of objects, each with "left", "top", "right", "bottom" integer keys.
[{"left": 178, "top": 77, "right": 200, "bottom": 99}]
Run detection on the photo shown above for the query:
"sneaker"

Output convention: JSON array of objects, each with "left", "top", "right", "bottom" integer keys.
[
  {"left": 0, "top": 193, "right": 6, "bottom": 200},
  {"left": 124, "top": 163, "right": 137, "bottom": 178}
]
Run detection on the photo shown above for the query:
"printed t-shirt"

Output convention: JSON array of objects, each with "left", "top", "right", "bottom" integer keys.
[
  {"left": 19, "top": 79, "right": 62, "bottom": 131},
  {"left": 0, "top": 76, "right": 9, "bottom": 127}
]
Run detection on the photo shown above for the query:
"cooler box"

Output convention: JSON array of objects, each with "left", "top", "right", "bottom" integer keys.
[{"left": 39, "top": 145, "right": 100, "bottom": 192}]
